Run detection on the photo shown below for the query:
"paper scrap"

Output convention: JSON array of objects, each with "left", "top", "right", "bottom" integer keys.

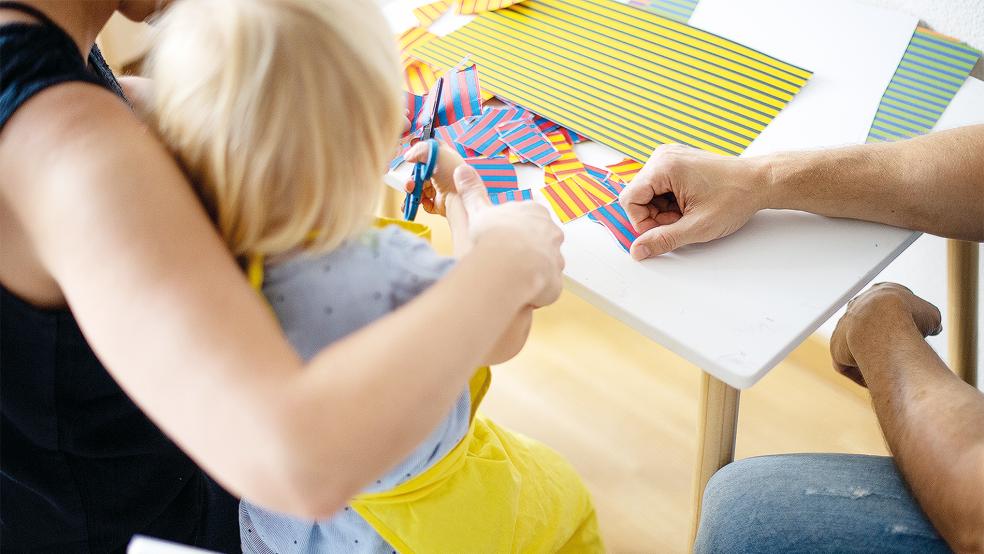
[
  {"left": 414, "top": 0, "right": 453, "bottom": 26},
  {"left": 465, "top": 156, "right": 519, "bottom": 188},
  {"left": 565, "top": 173, "right": 617, "bottom": 205},
  {"left": 416, "top": 0, "right": 811, "bottom": 161},
  {"left": 867, "top": 28, "right": 981, "bottom": 143},
  {"left": 585, "top": 164, "right": 624, "bottom": 195},
  {"left": 496, "top": 120, "right": 561, "bottom": 167},
  {"left": 490, "top": 188, "right": 533, "bottom": 204},
  {"left": 541, "top": 175, "right": 611, "bottom": 223},
  {"left": 543, "top": 131, "right": 585, "bottom": 180},
  {"left": 436, "top": 65, "right": 484, "bottom": 127},
  {"left": 606, "top": 158, "right": 644, "bottom": 185},
  {"left": 457, "top": 106, "right": 531, "bottom": 156},
  {"left": 435, "top": 118, "right": 480, "bottom": 157},
  {"left": 588, "top": 202, "right": 640, "bottom": 252},
  {"left": 404, "top": 60, "right": 438, "bottom": 95}
]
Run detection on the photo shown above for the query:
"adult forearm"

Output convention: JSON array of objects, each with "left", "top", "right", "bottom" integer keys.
[
  {"left": 271, "top": 240, "right": 533, "bottom": 516},
  {"left": 857, "top": 326, "right": 984, "bottom": 551},
  {"left": 761, "top": 125, "right": 984, "bottom": 240}
]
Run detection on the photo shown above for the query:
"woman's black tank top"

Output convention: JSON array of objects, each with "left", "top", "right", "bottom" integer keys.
[{"left": 0, "top": 3, "right": 238, "bottom": 552}]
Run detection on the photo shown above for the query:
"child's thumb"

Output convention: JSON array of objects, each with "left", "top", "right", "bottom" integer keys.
[{"left": 454, "top": 165, "right": 491, "bottom": 214}]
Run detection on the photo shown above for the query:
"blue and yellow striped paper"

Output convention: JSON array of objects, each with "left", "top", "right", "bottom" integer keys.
[
  {"left": 867, "top": 28, "right": 981, "bottom": 143},
  {"left": 414, "top": 0, "right": 811, "bottom": 161},
  {"left": 627, "top": 0, "right": 699, "bottom": 23}
]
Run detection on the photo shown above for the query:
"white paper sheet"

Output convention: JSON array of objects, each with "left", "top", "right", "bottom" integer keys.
[{"left": 690, "top": 0, "right": 918, "bottom": 155}]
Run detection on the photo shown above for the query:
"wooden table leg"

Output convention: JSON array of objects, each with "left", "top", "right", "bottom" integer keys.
[
  {"left": 689, "top": 372, "right": 741, "bottom": 549},
  {"left": 947, "top": 239, "right": 979, "bottom": 386}
]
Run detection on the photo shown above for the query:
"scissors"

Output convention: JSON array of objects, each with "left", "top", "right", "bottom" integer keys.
[{"left": 404, "top": 77, "right": 445, "bottom": 221}]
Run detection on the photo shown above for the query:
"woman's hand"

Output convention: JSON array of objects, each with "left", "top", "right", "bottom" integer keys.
[
  {"left": 402, "top": 142, "right": 466, "bottom": 216},
  {"left": 829, "top": 283, "right": 942, "bottom": 387},
  {"left": 618, "top": 144, "right": 769, "bottom": 260}
]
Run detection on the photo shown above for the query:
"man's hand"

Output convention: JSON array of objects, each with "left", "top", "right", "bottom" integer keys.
[
  {"left": 829, "top": 283, "right": 942, "bottom": 387},
  {"left": 618, "top": 144, "right": 768, "bottom": 260}
]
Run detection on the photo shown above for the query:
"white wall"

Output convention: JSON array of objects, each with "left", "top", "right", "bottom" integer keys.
[{"left": 858, "top": 0, "right": 984, "bottom": 53}]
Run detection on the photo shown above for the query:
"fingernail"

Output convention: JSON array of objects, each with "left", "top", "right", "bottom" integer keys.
[{"left": 632, "top": 245, "right": 651, "bottom": 260}]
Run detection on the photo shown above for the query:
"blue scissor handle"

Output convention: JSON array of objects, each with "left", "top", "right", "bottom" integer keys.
[{"left": 404, "top": 139, "right": 440, "bottom": 221}]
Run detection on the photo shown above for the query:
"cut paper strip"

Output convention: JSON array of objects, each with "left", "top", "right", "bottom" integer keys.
[
  {"left": 607, "top": 158, "right": 644, "bottom": 185},
  {"left": 390, "top": 141, "right": 413, "bottom": 171},
  {"left": 506, "top": 149, "right": 523, "bottom": 164},
  {"left": 436, "top": 65, "right": 484, "bottom": 126},
  {"left": 416, "top": 0, "right": 811, "bottom": 161},
  {"left": 456, "top": 0, "right": 525, "bottom": 15},
  {"left": 406, "top": 92, "right": 425, "bottom": 134},
  {"left": 627, "top": 0, "right": 699, "bottom": 24},
  {"left": 588, "top": 202, "right": 640, "bottom": 252},
  {"left": 398, "top": 27, "right": 437, "bottom": 67},
  {"left": 434, "top": 117, "right": 480, "bottom": 157},
  {"left": 465, "top": 156, "right": 519, "bottom": 188},
  {"left": 497, "top": 120, "right": 561, "bottom": 167},
  {"left": 489, "top": 188, "right": 533, "bottom": 205},
  {"left": 457, "top": 106, "right": 531, "bottom": 155},
  {"left": 533, "top": 115, "right": 561, "bottom": 134},
  {"left": 867, "top": 27, "right": 981, "bottom": 143},
  {"left": 585, "top": 164, "right": 624, "bottom": 195},
  {"left": 541, "top": 175, "right": 609, "bottom": 223},
  {"left": 414, "top": 0, "right": 453, "bottom": 26},
  {"left": 543, "top": 131, "right": 585, "bottom": 180},
  {"left": 565, "top": 173, "right": 618, "bottom": 205},
  {"left": 405, "top": 60, "right": 438, "bottom": 95}
]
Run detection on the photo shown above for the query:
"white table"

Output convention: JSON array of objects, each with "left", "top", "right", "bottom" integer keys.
[{"left": 384, "top": 0, "right": 982, "bottom": 546}]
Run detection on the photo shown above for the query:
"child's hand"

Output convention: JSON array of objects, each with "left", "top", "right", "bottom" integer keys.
[{"left": 402, "top": 142, "right": 467, "bottom": 216}]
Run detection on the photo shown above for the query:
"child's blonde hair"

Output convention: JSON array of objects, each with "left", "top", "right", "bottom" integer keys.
[{"left": 145, "top": 0, "right": 403, "bottom": 256}]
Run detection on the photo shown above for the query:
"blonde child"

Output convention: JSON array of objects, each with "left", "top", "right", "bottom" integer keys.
[{"left": 143, "top": 0, "right": 601, "bottom": 552}]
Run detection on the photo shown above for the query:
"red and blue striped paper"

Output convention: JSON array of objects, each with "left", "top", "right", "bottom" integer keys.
[
  {"left": 457, "top": 106, "right": 531, "bottom": 156},
  {"left": 465, "top": 156, "right": 519, "bottom": 189},
  {"left": 436, "top": 65, "right": 484, "bottom": 127},
  {"left": 588, "top": 202, "right": 640, "bottom": 253},
  {"left": 497, "top": 120, "right": 561, "bottom": 168},
  {"left": 489, "top": 188, "right": 533, "bottom": 205}
]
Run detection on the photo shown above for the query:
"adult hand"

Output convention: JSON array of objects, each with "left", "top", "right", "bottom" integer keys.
[
  {"left": 454, "top": 165, "right": 565, "bottom": 308},
  {"left": 829, "top": 283, "right": 942, "bottom": 387},
  {"left": 618, "top": 144, "right": 768, "bottom": 260}
]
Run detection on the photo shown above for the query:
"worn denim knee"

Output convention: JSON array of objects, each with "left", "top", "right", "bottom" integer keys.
[{"left": 694, "top": 454, "right": 951, "bottom": 553}]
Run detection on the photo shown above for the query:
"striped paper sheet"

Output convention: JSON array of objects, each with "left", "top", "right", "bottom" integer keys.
[
  {"left": 398, "top": 27, "right": 436, "bottom": 67},
  {"left": 497, "top": 120, "right": 561, "bottom": 167},
  {"left": 606, "top": 158, "right": 644, "bottom": 185},
  {"left": 541, "top": 174, "right": 616, "bottom": 223},
  {"left": 436, "top": 65, "right": 484, "bottom": 126},
  {"left": 627, "top": 0, "right": 699, "bottom": 24},
  {"left": 867, "top": 28, "right": 981, "bottom": 143},
  {"left": 414, "top": 0, "right": 811, "bottom": 161},
  {"left": 465, "top": 156, "right": 520, "bottom": 188},
  {"left": 457, "top": 106, "right": 531, "bottom": 155},
  {"left": 435, "top": 118, "right": 480, "bottom": 157},
  {"left": 404, "top": 61, "right": 437, "bottom": 95},
  {"left": 543, "top": 131, "right": 586, "bottom": 180},
  {"left": 414, "top": 0, "right": 453, "bottom": 26},
  {"left": 456, "top": 0, "right": 525, "bottom": 15},
  {"left": 490, "top": 188, "right": 533, "bottom": 204},
  {"left": 585, "top": 164, "right": 624, "bottom": 195},
  {"left": 588, "top": 202, "right": 640, "bottom": 252}
]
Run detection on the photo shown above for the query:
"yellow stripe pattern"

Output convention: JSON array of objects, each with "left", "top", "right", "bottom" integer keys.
[
  {"left": 456, "top": 0, "right": 526, "bottom": 15},
  {"left": 398, "top": 27, "right": 437, "bottom": 67},
  {"left": 544, "top": 131, "right": 586, "bottom": 180},
  {"left": 606, "top": 158, "right": 644, "bottom": 184},
  {"left": 414, "top": 0, "right": 453, "bottom": 26},
  {"left": 415, "top": 0, "right": 811, "bottom": 160}
]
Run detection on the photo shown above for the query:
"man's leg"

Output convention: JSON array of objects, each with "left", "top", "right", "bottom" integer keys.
[{"left": 694, "top": 454, "right": 951, "bottom": 553}]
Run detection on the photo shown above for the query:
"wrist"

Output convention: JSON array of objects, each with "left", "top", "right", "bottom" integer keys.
[
  {"left": 753, "top": 152, "right": 790, "bottom": 211},
  {"left": 846, "top": 309, "right": 924, "bottom": 380}
]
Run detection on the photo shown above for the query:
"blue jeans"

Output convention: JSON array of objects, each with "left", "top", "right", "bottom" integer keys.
[{"left": 694, "top": 454, "right": 951, "bottom": 553}]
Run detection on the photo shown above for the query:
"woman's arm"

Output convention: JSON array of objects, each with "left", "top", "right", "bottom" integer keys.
[
  {"left": 830, "top": 284, "right": 984, "bottom": 552},
  {"left": 0, "top": 84, "right": 563, "bottom": 518},
  {"left": 620, "top": 125, "right": 984, "bottom": 259}
]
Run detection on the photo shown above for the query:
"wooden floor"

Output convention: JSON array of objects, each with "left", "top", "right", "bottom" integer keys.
[{"left": 417, "top": 210, "right": 890, "bottom": 553}]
